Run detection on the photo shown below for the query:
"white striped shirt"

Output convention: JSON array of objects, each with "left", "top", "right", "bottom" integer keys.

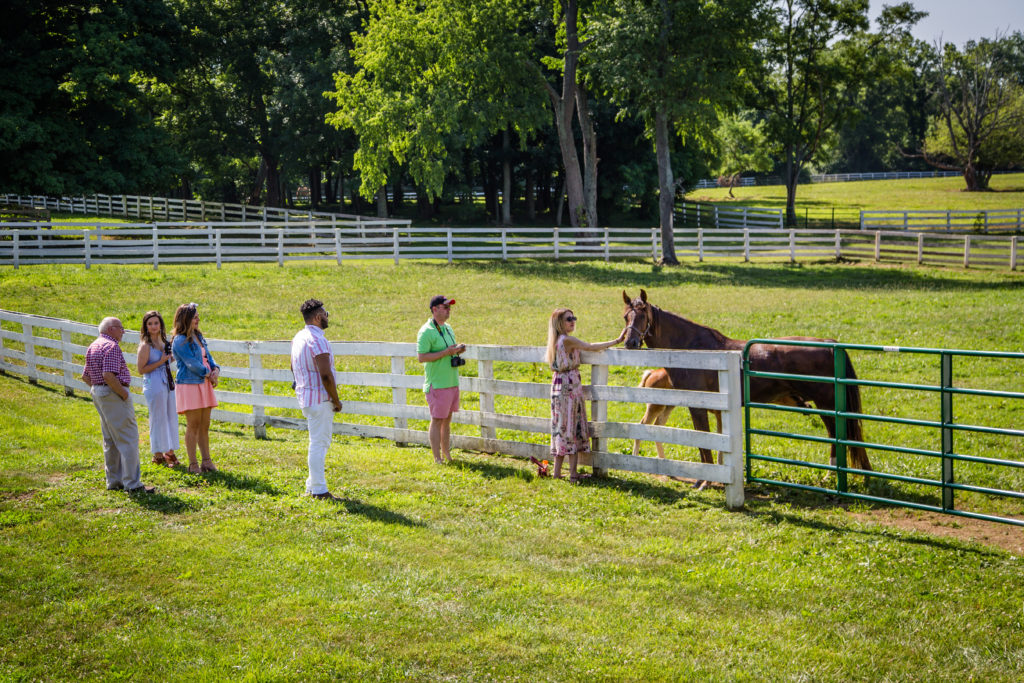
[{"left": 291, "top": 325, "right": 333, "bottom": 409}]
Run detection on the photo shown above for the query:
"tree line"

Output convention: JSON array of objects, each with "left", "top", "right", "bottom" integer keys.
[{"left": 2, "top": 0, "right": 1022, "bottom": 255}]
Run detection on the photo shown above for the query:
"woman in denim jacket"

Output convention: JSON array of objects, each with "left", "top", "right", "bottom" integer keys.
[{"left": 171, "top": 303, "right": 221, "bottom": 473}]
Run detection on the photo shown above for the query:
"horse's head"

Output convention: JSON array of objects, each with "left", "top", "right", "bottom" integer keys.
[{"left": 621, "top": 289, "right": 653, "bottom": 350}]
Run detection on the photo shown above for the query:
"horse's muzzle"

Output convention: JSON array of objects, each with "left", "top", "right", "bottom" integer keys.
[{"left": 624, "top": 338, "right": 641, "bottom": 350}]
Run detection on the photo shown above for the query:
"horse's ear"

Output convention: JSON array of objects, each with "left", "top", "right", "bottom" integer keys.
[
  {"left": 639, "top": 289, "right": 648, "bottom": 303},
  {"left": 622, "top": 290, "right": 632, "bottom": 305}
]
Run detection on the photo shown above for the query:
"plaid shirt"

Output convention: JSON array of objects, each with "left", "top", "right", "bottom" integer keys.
[{"left": 83, "top": 334, "right": 131, "bottom": 387}]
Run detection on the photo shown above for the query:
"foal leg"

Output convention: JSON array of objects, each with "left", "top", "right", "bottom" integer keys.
[
  {"left": 633, "top": 404, "right": 665, "bottom": 457},
  {"left": 689, "top": 408, "right": 713, "bottom": 491},
  {"left": 654, "top": 406, "right": 674, "bottom": 460}
]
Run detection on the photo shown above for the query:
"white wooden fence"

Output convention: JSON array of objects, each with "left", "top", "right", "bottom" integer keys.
[
  {"left": 0, "top": 310, "right": 746, "bottom": 509},
  {"left": 860, "top": 209, "right": 1024, "bottom": 233},
  {"left": 677, "top": 200, "right": 785, "bottom": 230},
  {"left": 1, "top": 223, "right": 1019, "bottom": 270},
  {"left": 2, "top": 192, "right": 411, "bottom": 230}
]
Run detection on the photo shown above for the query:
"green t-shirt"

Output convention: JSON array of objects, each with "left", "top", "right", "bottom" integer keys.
[{"left": 417, "top": 318, "right": 460, "bottom": 391}]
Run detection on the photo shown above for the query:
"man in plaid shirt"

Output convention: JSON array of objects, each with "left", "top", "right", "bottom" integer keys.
[{"left": 83, "top": 317, "right": 155, "bottom": 494}]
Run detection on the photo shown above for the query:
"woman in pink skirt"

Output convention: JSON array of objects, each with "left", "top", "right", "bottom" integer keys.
[
  {"left": 546, "top": 309, "right": 625, "bottom": 482},
  {"left": 171, "top": 303, "right": 220, "bottom": 473}
]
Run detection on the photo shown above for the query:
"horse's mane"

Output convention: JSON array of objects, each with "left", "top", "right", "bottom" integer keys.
[{"left": 651, "top": 305, "right": 732, "bottom": 346}]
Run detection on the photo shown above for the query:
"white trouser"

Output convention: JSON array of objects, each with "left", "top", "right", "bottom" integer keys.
[
  {"left": 144, "top": 387, "right": 180, "bottom": 453},
  {"left": 301, "top": 400, "right": 335, "bottom": 494}
]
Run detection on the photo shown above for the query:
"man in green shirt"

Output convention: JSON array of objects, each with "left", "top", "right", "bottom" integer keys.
[{"left": 417, "top": 295, "right": 466, "bottom": 463}]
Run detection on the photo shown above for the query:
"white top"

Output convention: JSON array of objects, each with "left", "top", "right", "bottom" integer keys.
[{"left": 290, "top": 325, "right": 333, "bottom": 409}]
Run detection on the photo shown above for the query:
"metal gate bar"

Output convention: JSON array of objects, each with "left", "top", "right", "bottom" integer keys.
[{"left": 742, "top": 339, "right": 1024, "bottom": 526}]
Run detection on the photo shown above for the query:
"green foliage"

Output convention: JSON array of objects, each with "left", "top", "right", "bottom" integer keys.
[
  {"left": 0, "top": 0, "right": 186, "bottom": 194},
  {"left": 713, "top": 115, "right": 775, "bottom": 180}
]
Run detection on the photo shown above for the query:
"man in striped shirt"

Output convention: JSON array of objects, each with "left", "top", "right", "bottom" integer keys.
[
  {"left": 290, "top": 299, "right": 343, "bottom": 500},
  {"left": 83, "top": 317, "right": 155, "bottom": 494}
]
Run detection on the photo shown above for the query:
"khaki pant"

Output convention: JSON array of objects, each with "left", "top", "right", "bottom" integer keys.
[{"left": 91, "top": 385, "right": 142, "bottom": 490}]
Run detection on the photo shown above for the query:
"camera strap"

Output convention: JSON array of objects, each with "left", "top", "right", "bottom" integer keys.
[{"left": 434, "top": 321, "right": 455, "bottom": 349}]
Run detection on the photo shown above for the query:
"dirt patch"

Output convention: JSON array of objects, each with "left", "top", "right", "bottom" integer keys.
[{"left": 852, "top": 508, "right": 1023, "bottom": 555}]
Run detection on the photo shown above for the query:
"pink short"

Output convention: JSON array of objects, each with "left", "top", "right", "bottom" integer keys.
[
  {"left": 426, "top": 386, "right": 460, "bottom": 419},
  {"left": 176, "top": 381, "right": 218, "bottom": 413}
]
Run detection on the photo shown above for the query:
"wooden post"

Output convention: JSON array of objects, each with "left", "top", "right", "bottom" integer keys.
[
  {"left": 83, "top": 229, "right": 91, "bottom": 269},
  {"left": 215, "top": 229, "right": 222, "bottom": 270},
  {"left": 61, "top": 328, "right": 74, "bottom": 396},
  {"left": 248, "top": 342, "right": 267, "bottom": 439},
  {"left": 917, "top": 233, "right": 924, "bottom": 265},
  {"left": 1011, "top": 236, "right": 1018, "bottom": 271},
  {"left": 553, "top": 226, "right": 559, "bottom": 260},
  {"left": 391, "top": 355, "right": 407, "bottom": 441},
  {"left": 478, "top": 359, "right": 495, "bottom": 441},
  {"left": 963, "top": 235, "right": 970, "bottom": 268},
  {"left": 789, "top": 229, "right": 796, "bottom": 263},
  {"left": 590, "top": 363, "right": 608, "bottom": 477},
  {"left": 12, "top": 231, "right": 18, "bottom": 269},
  {"left": 23, "top": 322, "right": 37, "bottom": 385},
  {"left": 334, "top": 225, "right": 343, "bottom": 265},
  {"left": 721, "top": 352, "right": 745, "bottom": 510},
  {"left": 697, "top": 228, "right": 704, "bottom": 262},
  {"left": 604, "top": 226, "right": 610, "bottom": 262},
  {"left": 393, "top": 225, "right": 400, "bottom": 265},
  {"left": 148, "top": 196, "right": 154, "bottom": 221},
  {"left": 164, "top": 197, "right": 170, "bottom": 221},
  {"left": 744, "top": 228, "right": 751, "bottom": 262},
  {"left": 501, "top": 229, "right": 508, "bottom": 261},
  {"left": 278, "top": 227, "right": 285, "bottom": 267},
  {"left": 834, "top": 230, "right": 841, "bottom": 260},
  {"left": 447, "top": 230, "right": 453, "bottom": 264},
  {"left": 874, "top": 231, "right": 881, "bottom": 262},
  {"left": 152, "top": 224, "right": 159, "bottom": 270},
  {"left": 220, "top": 203, "right": 226, "bottom": 221},
  {"left": 651, "top": 226, "right": 658, "bottom": 261}
]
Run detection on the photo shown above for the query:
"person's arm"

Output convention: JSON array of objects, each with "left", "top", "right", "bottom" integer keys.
[
  {"left": 103, "top": 371, "right": 130, "bottom": 400},
  {"left": 137, "top": 341, "right": 169, "bottom": 375},
  {"left": 417, "top": 345, "right": 462, "bottom": 363},
  {"left": 561, "top": 328, "right": 627, "bottom": 353},
  {"left": 314, "top": 353, "right": 342, "bottom": 412},
  {"left": 202, "top": 338, "right": 220, "bottom": 386}
]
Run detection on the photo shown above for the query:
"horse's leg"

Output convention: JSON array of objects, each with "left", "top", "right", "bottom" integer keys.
[
  {"left": 689, "top": 408, "right": 713, "bottom": 491},
  {"left": 654, "top": 406, "right": 674, "bottom": 460},
  {"left": 712, "top": 409, "right": 723, "bottom": 465},
  {"left": 633, "top": 404, "right": 665, "bottom": 457}
]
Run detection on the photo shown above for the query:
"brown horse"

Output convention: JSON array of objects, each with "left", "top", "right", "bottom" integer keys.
[{"left": 622, "top": 289, "right": 872, "bottom": 472}]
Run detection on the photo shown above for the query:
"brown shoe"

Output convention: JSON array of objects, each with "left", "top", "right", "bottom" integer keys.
[
  {"left": 200, "top": 460, "right": 217, "bottom": 473},
  {"left": 310, "top": 491, "right": 338, "bottom": 500},
  {"left": 127, "top": 485, "right": 157, "bottom": 495},
  {"left": 163, "top": 453, "right": 180, "bottom": 467},
  {"left": 151, "top": 453, "right": 166, "bottom": 466},
  {"left": 188, "top": 462, "right": 201, "bottom": 474}
]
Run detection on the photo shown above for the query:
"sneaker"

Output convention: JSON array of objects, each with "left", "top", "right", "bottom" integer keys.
[
  {"left": 127, "top": 485, "right": 157, "bottom": 495},
  {"left": 310, "top": 491, "right": 337, "bottom": 500}
]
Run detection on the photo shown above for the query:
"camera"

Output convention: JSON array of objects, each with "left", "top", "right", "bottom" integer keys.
[
  {"left": 450, "top": 355, "right": 466, "bottom": 368},
  {"left": 164, "top": 341, "right": 172, "bottom": 355}
]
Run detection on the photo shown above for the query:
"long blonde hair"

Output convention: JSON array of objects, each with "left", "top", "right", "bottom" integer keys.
[{"left": 545, "top": 308, "right": 573, "bottom": 366}]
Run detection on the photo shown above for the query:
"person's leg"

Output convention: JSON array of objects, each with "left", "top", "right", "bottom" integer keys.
[
  {"left": 93, "top": 388, "right": 123, "bottom": 488},
  {"left": 302, "top": 401, "right": 333, "bottom": 494},
  {"left": 183, "top": 408, "right": 201, "bottom": 472},
  {"left": 428, "top": 418, "right": 444, "bottom": 463},
  {"left": 105, "top": 393, "right": 142, "bottom": 490},
  {"left": 198, "top": 407, "right": 215, "bottom": 470},
  {"left": 552, "top": 455, "right": 565, "bottom": 479},
  {"left": 440, "top": 416, "right": 453, "bottom": 462},
  {"left": 568, "top": 452, "right": 581, "bottom": 481}
]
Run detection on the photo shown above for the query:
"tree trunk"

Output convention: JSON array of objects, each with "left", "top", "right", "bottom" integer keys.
[
  {"left": 309, "top": 166, "right": 321, "bottom": 208},
  {"left": 576, "top": 83, "right": 598, "bottom": 229},
  {"left": 393, "top": 178, "right": 404, "bottom": 210},
  {"left": 784, "top": 147, "right": 798, "bottom": 227},
  {"left": 525, "top": 168, "right": 536, "bottom": 221},
  {"left": 654, "top": 108, "right": 678, "bottom": 264},
  {"left": 264, "top": 154, "right": 282, "bottom": 208},
  {"left": 376, "top": 185, "right": 388, "bottom": 218},
  {"left": 501, "top": 128, "right": 512, "bottom": 225}
]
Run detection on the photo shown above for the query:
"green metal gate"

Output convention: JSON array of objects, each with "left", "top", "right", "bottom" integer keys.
[{"left": 742, "top": 340, "right": 1024, "bottom": 526}]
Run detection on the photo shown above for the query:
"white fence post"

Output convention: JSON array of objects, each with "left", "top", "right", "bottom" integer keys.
[
  {"left": 589, "top": 363, "right": 609, "bottom": 477},
  {"left": 721, "top": 352, "right": 744, "bottom": 510},
  {"left": 447, "top": 230, "right": 453, "bottom": 264},
  {"left": 501, "top": 229, "right": 508, "bottom": 261},
  {"left": 22, "top": 322, "right": 37, "bottom": 385},
  {"left": 1011, "top": 236, "right": 1018, "bottom": 271},
  {"left": 215, "top": 229, "right": 222, "bottom": 270},
  {"left": 83, "top": 229, "right": 91, "bottom": 269},
  {"left": 964, "top": 235, "right": 971, "bottom": 268},
  {"left": 917, "top": 233, "right": 924, "bottom": 265},
  {"left": 834, "top": 230, "right": 841, "bottom": 260},
  {"left": 874, "top": 231, "right": 881, "bottom": 262},
  {"left": 391, "top": 355, "right": 407, "bottom": 441},
  {"left": 789, "top": 229, "right": 796, "bottom": 263},
  {"left": 278, "top": 227, "right": 285, "bottom": 267},
  {"left": 651, "top": 227, "right": 658, "bottom": 261},
  {"left": 478, "top": 359, "right": 495, "bottom": 441},
  {"left": 61, "top": 328, "right": 74, "bottom": 396},
  {"left": 697, "top": 228, "right": 704, "bottom": 262},
  {"left": 248, "top": 342, "right": 266, "bottom": 439},
  {"left": 12, "top": 231, "right": 18, "bottom": 269},
  {"left": 604, "top": 226, "right": 610, "bottom": 263},
  {"left": 744, "top": 228, "right": 750, "bottom": 262},
  {"left": 334, "top": 225, "right": 343, "bottom": 265},
  {"left": 393, "top": 225, "right": 400, "bottom": 265},
  {"left": 553, "top": 226, "right": 559, "bottom": 260}
]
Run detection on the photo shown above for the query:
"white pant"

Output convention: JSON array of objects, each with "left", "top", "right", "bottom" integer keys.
[
  {"left": 302, "top": 400, "right": 335, "bottom": 494},
  {"left": 144, "top": 388, "right": 179, "bottom": 453}
]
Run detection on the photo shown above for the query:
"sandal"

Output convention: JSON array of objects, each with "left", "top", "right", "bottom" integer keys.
[
  {"left": 188, "top": 463, "right": 202, "bottom": 474},
  {"left": 151, "top": 454, "right": 166, "bottom": 466},
  {"left": 568, "top": 473, "right": 592, "bottom": 484},
  {"left": 163, "top": 453, "right": 180, "bottom": 468},
  {"left": 200, "top": 461, "right": 218, "bottom": 473}
]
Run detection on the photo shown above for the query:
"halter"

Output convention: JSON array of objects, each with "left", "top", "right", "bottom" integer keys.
[{"left": 626, "top": 303, "right": 654, "bottom": 345}]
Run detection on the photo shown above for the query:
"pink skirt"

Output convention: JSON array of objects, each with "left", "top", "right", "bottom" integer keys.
[{"left": 176, "top": 381, "right": 218, "bottom": 413}]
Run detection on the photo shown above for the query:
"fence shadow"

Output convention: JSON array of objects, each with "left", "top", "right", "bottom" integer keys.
[
  {"left": 332, "top": 496, "right": 426, "bottom": 527},
  {"left": 446, "top": 260, "right": 1022, "bottom": 292},
  {"left": 181, "top": 468, "right": 285, "bottom": 496},
  {"left": 451, "top": 457, "right": 535, "bottom": 482},
  {"left": 126, "top": 490, "right": 199, "bottom": 514}
]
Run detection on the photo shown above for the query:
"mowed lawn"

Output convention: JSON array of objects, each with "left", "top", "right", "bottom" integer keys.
[{"left": 1, "top": 260, "right": 1023, "bottom": 681}]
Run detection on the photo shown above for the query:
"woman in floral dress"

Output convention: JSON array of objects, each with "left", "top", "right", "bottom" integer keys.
[{"left": 546, "top": 309, "right": 626, "bottom": 482}]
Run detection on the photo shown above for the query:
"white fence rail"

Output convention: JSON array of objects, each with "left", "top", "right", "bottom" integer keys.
[
  {"left": 1, "top": 224, "right": 1019, "bottom": 270},
  {"left": 0, "top": 309, "right": 746, "bottom": 508},
  {"left": 677, "top": 200, "right": 784, "bottom": 230},
  {"left": 2, "top": 193, "right": 412, "bottom": 230},
  {"left": 860, "top": 209, "right": 1024, "bottom": 233}
]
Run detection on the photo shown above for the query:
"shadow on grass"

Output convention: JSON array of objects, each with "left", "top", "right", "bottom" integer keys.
[
  {"left": 444, "top": 259, "right": 1022, "bottom": 292},
  {"left": 450, "top": 457, "right": 535, "bottom": 482},
  {"left": 332, "top": 496, "right": 426, "bottom": 527},
  {"left": 176, "top": 467, "right": 285, "bottom": 496},
  {"left": 126, "top": 490, "right": 199, "bottom": 514}
]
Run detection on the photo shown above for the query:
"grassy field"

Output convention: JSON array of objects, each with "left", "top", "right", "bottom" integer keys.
[{"left": 2, "top": 260, "right": 1024, "bottom": 680}]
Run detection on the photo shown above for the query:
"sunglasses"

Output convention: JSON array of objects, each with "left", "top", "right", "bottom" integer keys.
[{"left": 564, "top": 316, "right": 577, "bottom": 322}]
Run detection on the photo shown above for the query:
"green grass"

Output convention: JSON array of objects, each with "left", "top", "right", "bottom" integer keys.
[{"left": 2, "top": 260, "right": 1024, "bottom": 680}]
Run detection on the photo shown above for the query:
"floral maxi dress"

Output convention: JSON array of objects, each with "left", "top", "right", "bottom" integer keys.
[{"left": 550, "top": 335, "right": 590, "bottom": 456}]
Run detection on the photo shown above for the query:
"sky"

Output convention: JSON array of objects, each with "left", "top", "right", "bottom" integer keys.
[{"left": 870, "top": 0, "right": 1024, "bottom": 46}]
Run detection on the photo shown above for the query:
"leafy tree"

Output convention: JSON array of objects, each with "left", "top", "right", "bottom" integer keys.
[
  {"left": 589, "top": 0, "right": 760, "bottom": 262},
  {"left": 713, "top": 115, "right": 775, "bottom": 197},
  {"left": 0, "top": 0, "right": 184, "bottom": 194},
  {"left": 917, "top": 34, "right": 1024, "bottom": 190},
  {"left": 750, "top": 0, "right": 923, "bottom": 225}
]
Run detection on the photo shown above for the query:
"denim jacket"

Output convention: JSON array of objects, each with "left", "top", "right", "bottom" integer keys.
[{"left": 172, "top": 333, "right": 219, "bottom": 384}]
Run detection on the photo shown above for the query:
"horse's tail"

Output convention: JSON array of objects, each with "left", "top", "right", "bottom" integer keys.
[
  {"left": 640, "top": 369, "right": 654, "bottom": 386},
  {"left": 844, "top": 355, "right": 872, "bottom": 472}
]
